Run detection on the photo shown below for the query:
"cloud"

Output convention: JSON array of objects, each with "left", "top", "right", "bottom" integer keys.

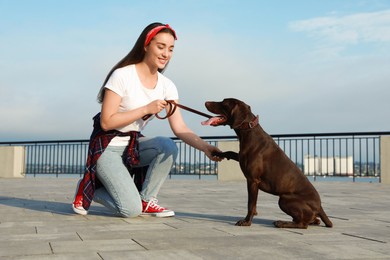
[
  {"left": 2, "top": 5, "right": 390, "bottom": 141},
  {"left": 168, "top": 31, "right": 277, "bottom": 101},
  {"left": 289, "top": 9, "right": 390, "bottom": 45}
]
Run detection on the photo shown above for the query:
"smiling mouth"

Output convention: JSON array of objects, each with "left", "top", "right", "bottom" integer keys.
[{"left": 201, "top": 116, "right": 227, "bottom": 126}]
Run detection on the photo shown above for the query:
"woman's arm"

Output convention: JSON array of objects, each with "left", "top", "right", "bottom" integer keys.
[{"left": 168, "top": 100, "right": 222, "bottom": 162}]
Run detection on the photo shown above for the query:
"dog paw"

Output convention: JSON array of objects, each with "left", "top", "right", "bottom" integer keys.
[
  {"left": 235, "top": 219, "right": 252, "bottom": 226},
  {"left": 273, "top": 220, "right": 284, "bottom": 228},
  {"left": 212, "top": 151, "right": 239, "bottom": 161},
  {"left": 310, "top": 218, "right": 321, "bottom": 225},
  {"left": 273, "top": 220, "right": 308, "bottom": 229}
]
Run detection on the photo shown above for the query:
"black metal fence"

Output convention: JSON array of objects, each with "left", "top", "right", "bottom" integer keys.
[
  {"left": 273, "top": 132, "right": 384, "bottom": 182},
  {"left": 1, "top": 131, "right": 389, "bottom": 182}
]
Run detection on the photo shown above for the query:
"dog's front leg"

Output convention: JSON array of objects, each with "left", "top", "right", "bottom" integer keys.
[
  {"left": 236, "top": 179, "right": 258, "bottom": 226},
  {"left": 212, "top": 151, "right": 239, "bottom": 161}
]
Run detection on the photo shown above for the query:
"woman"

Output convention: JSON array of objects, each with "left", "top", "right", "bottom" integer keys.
[{"left": 72, "top": 22, "right": 222, "bottom": 218}]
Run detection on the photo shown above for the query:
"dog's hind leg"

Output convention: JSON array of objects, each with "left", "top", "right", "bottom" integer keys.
[
  {"left": 273, "top": 220, "right": 309, "bottom": 229},
  {"left": 274, "top": 197, "right": 312, "bottom": 229},
  {"left": 273, "top": 209, "right": 312, "bottom": 229}
]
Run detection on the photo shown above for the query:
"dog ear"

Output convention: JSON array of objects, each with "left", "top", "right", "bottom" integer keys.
[{"left": 230, "top": 102, "right": 248, "bottom": 129}]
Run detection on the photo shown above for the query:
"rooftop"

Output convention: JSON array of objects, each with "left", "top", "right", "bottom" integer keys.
[{"left": 0, "top": 178, "right": 389, "bottom": 259}]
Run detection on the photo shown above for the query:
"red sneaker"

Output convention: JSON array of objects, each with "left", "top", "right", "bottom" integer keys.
[
  {"left": 141, "top": 199, "right": 175, "bottom": 217},
  {"left": 72, "top": 179, "right": 88, "bottom": 215}
]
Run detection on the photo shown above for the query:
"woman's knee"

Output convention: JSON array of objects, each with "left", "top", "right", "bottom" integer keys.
[
  {"left": 155, "top": 136, "right": 178, "bottom": 157},
  {"left": 117, "top": 201, "right": 142, "bottom": 218}
]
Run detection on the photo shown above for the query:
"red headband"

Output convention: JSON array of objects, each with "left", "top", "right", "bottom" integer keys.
[{"left": 144, "top": 24, "right": 177, "bottom": 47}]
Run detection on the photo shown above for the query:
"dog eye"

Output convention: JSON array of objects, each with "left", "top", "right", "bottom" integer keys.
[{"left": 221, "top": 103, "right": 230, "bottom": 110}]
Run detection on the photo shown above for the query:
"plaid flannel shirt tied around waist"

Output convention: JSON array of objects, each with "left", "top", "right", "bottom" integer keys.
[{"left": 82, "top": 112, "right": 142, "bottom": 210}]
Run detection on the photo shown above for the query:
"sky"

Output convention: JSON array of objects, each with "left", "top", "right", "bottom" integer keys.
[{"left": 1, "top": 0, "right": 390, "bottom": 142}]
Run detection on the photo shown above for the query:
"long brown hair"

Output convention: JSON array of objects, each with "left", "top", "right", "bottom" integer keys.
[{"left": 97, "top": 22, "right": 177, "bottom": 103}]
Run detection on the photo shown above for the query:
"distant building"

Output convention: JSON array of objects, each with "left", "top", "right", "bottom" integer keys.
[{"left": 304, "top": 155, "right": 353, "bottom": 176}]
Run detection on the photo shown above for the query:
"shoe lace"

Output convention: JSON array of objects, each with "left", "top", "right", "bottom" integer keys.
[
  {"left": 73, "top": 195, "right": 83, "bottom": 207},
  {"left": 146, "top": 198, "right": 165, "bottom": 211}
]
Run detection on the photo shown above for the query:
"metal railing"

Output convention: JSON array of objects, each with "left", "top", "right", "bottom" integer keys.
[
  {"left": 1, "top": 131, "right": 389, "bottom": 181},
  {"left": 273, "top": 132, "right": 385, "bottom": 182}
]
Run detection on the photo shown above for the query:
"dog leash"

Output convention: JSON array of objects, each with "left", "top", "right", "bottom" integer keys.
[{"left": 142, "top": 100, "right": 213, "bottom": 121}]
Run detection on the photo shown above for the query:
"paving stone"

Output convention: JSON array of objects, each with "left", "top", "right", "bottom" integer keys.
[
  {"left": 50, "top": 239, "right": 144, "bottom": 254},
  {"left": 99, "top": 249, "right": 204, "bottom": 260},
  {"left": 0, "top": 240, "right": 52, "bottom": 257},
  {"left": 0, "top": 178, "right": 389, "bottom": 259}
]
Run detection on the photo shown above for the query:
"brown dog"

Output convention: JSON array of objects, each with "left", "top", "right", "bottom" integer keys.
[{"left": 203, "top": 98, "right": 333, "bottom": 228}]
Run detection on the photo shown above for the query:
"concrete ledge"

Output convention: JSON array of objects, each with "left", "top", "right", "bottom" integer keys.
[
  {"left": 217, "top": 141, "right": 245, "bottom": 181},
  {"left": 0, "top": 146, "right": 25, "bottom": 178},
  {"left": 380, "top": 136, "right": 390, "bottom": 184}
]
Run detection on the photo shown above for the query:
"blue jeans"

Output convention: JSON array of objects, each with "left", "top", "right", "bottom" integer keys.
[{"left": 93, "top": 136, "right": 178, "bottom": 217}]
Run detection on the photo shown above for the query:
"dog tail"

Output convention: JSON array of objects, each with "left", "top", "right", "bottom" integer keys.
[{"left": 319, "top": 206, "right": 333, "bottom": 228}]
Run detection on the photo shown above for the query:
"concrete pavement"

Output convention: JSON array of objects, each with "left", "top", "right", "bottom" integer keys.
[{"left": 0, "top": 178, "right": 389, "bottom": 259}]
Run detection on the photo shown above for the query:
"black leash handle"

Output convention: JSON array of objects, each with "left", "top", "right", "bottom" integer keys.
[{"left": 142, "top": 100, "right": 213, "bottom": 121}]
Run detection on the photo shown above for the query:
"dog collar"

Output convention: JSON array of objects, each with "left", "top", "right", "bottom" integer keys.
[{"left": 234, "top": 115, "right": 259, "bottom": 130}]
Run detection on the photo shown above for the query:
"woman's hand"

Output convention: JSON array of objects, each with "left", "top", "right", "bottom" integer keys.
[
  {"left": 145, "top": 100, "right": 168, "bottom": 115},
  {"left": 204, "top": 145, "right": 224, "bottom": 162},
  {"left": 166, "top": 100, "right": 224, "bottom": 162}
]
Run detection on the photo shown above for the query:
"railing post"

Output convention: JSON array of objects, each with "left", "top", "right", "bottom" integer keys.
[
  {"left": 0, "top": 146, "right": 25, "bottom": 178},
  {"left": 380, "top": 135, "right": 390, "bottom": 184},
  {"left": 216, "top": 141, "right": 245, "bottom": 181}
]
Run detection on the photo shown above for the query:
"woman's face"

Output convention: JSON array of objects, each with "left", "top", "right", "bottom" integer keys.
[{"left": 144, "top": 32, "right": 175, "bottom": 70}]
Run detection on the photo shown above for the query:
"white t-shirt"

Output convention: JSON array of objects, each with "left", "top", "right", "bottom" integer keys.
[{"left": 104, "top": 64, "right": 179, "bottom": 146}]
